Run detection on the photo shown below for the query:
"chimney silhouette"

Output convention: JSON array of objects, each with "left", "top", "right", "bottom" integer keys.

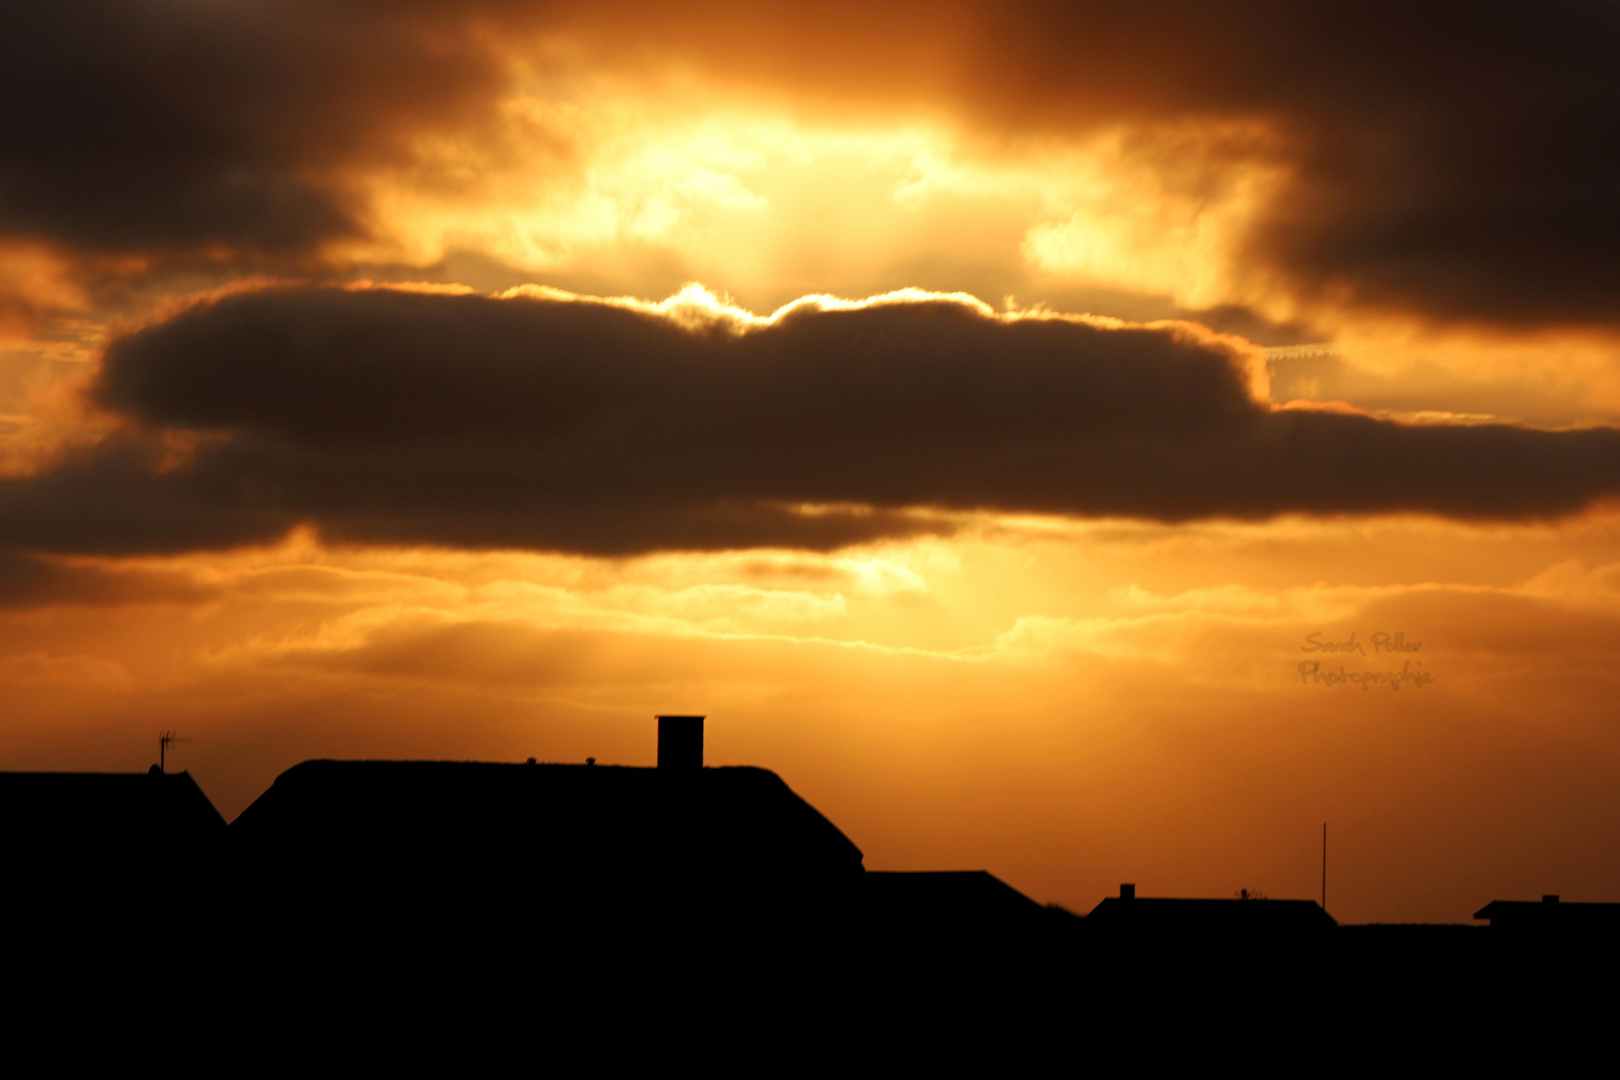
[
  {"left": 657, "top": 715, "right": 705, "bottom": 770},
  {"left": 1120, "top": 883, "right": 1136, "bottom": 901}
]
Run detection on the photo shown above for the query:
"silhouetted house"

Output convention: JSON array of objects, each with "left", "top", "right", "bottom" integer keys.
[
  {"left": 228, "top": 717, "right": 869, "bottom": 944},
  {"left": 1086, "top": 883, "right": 1337, "bottom": 941},
  {"left": 232, "top": 761, "right": 862, "bottom": 882},
  {"left": 226, "top": 716, "right": 1070, "bottom": 962},
  {"left": 0, "top": 768, "right": 227, "bottom": 949},
  {"left": 1474, "top": 895, "right": 1620, "bottom": 933},
  {"left": 0, "top": 767, "right": 226, "bottom": 871}
]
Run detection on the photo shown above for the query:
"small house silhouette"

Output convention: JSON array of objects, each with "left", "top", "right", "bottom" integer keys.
[
  {"left": 1085, "top": 881, "right": 1337, "bottom": 935},
  {"left": 1475, "top": 895, "right": 1620, "bottom": 932}
]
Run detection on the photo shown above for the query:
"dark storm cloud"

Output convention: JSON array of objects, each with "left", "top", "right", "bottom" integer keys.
[
  {"left": 1047, "top": 0, "right": 1620, "bottom": 330},
  {"left": 1, "top": 286, "right": 1617, "bottom": 561},
  {"left": 554, "top": 0, "right": 1620, "bottom": 330},
  {"left": 0, "top": 1, "right": 519, "bottom": 258},
  {"left": 4, "top": 2, "right": 1618, "bottom": 329}
]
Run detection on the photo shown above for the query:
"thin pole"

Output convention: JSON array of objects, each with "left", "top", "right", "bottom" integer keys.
[{"left": 1321, "top": 822, "right": 1327, "bottom": 911}]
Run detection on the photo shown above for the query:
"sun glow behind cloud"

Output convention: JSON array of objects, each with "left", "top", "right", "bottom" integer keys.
[
  {"left": 347, "top": 86, "right": 1289, "bottom": 316},
  {"left": 330, "top": 85, "right": 1620, "bottom": 433}
]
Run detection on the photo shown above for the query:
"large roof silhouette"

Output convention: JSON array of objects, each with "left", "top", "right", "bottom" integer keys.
[{"left": 230, "top": 759, "right": 865, "bottom": 885}]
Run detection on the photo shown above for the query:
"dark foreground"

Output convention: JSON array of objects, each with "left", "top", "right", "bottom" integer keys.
[
  {"left": 4, "top": 759, "right": 1614, "bottom": 1064},
  {"left": 11, "top": 862, "right": 1613, "bottom": 1066}
]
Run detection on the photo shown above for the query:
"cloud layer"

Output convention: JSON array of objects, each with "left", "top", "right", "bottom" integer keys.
[
  {"left": 0, "top": 1, "right": 516, "bottom": 259},
  {"left": 567, "top": 0, "right": 1620, "bottom": 329},
  {"left": 0, "top": 285, "right": 1615, "bottom": 565},
  {"left": 6, "top": 2, "right": 1620, "bottom": 330}
]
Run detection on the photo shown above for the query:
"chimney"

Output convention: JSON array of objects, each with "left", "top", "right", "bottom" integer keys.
[
  {"left": 1120, "top": 883, "right": 1135, "bottom": 901},
  {"left": 1543, "top": 894, "right": 1560, "bottom": 904},
  {"left": 657, "top": 715, "right": 705, "bottom": 771}
]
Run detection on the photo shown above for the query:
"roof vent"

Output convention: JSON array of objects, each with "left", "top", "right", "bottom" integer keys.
[
  {"left": 657, "top": 715, "right": 705, "bottom": 770},
  {"left": 1120, "top": 883, "right": 1136, "bottom": 901},
  {"left": 1543, "top": 894, "right": 1560, "bottom": 904}
]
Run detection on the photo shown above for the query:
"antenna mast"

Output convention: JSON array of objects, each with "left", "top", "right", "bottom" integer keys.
[
  {"left": 158, "top": 731, "right": 191, "bottom": 773},
  {"left": 1321, "top": 822, "right": 1327, "bottom": 912}
]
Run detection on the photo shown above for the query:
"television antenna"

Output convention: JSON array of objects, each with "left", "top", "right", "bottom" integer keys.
[
  {"left": 159, "top": 731, "right": 191, "bottom": 773},
  {"left": 1321, "top": 822, "right": 1328, "bottom": 913}
]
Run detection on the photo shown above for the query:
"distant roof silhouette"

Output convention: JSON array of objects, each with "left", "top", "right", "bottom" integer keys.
[
  {"left": 864, "top": 870, "right": 1062, "bottom": 943},
  {"left": 1474, "top": 896, "right": 1620, "bottom": 930},
  {"left": 867, "top": 870, "right": 1048, "bottom": 920},
  {"left": 1087, "top": 886, "right": 1336, "bottom": 934},
  {"left": 0, "top": 768, "right": 225, "bottom": 862},
  {"left": 230, "top": 760, "right": 864, "bottom": 884}
]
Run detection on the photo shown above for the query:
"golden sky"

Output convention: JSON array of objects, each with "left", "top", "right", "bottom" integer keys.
[{"left": 5, "top": 1, "right": 1620, "bottom": 921}]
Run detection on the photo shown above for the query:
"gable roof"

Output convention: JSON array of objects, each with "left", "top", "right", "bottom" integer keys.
[
  {"left": 230, "top": 759, "right": 864, "bottom": 882},
  {"left": 0, "top": 767, "right": 226, "bottom": 854},
  {"left": 0, "top": 769, "right": 226, "bottom": 861},
  {"left": 863, "top": 870, "right": 1063, "bottom": 943},
  {"left": 866, "top": 870, "right": 1047, "bottom": 918}
]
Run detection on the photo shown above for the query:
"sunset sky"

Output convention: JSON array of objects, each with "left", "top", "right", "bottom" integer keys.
[{"left": 5, "top": 1, "right": 1620, "bottom": 922}]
